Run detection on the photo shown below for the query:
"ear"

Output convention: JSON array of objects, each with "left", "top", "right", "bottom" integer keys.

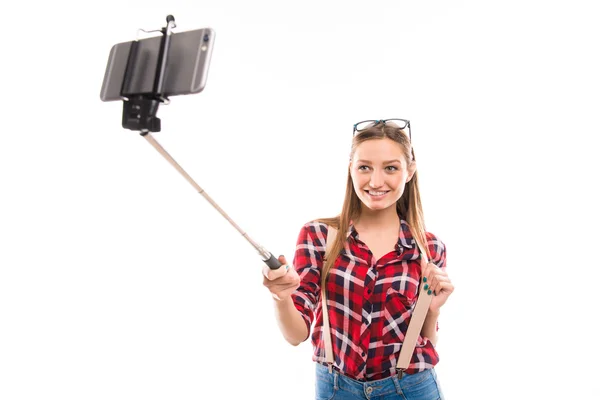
[{"left": 406, "top": 161, "right": 417, "bottom": 183}]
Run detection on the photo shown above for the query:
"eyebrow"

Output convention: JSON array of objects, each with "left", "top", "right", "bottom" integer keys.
[{"left": 356, "top": 159, "right": 403, "bottom": 164}]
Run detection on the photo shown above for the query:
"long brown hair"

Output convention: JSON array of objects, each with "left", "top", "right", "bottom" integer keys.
[{"left": 316, "top": 122, "right": 429, "bottom": 289}]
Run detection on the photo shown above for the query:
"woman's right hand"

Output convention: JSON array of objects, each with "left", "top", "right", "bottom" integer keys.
[{"left": 262, "top": 255, "right": 301, "bottom": 301}]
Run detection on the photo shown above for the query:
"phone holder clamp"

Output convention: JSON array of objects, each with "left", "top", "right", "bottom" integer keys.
[{"left": 120, "top": 15, "right": 176, "bottom": 135}]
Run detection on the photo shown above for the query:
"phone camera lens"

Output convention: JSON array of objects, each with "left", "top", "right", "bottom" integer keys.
[{"left": 203, "top": 34, "right": 209, "bottom": 42}]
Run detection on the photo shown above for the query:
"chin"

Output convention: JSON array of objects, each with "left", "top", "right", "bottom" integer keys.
[
  {"left": 369, "top": 205, "right": 390, "bottom": 211},
  {"left": 362, "top": 200, "right": 394, "bottom": 211}
]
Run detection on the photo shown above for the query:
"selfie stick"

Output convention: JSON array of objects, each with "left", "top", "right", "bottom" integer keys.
[{"left": 118, "top": 15, "right": 283, "bottom": 271}]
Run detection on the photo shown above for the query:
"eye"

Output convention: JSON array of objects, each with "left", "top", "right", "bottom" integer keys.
[
  {"left": 357, "top": 165, "right": 370, "bottom": 171},
  {"left": 385, "top": 165, "right": 399, "bottom": 172}
]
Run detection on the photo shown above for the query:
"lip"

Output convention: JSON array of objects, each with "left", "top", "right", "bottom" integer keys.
[{"left": 364, "top": 190, "right": 390, "bottom": 199}]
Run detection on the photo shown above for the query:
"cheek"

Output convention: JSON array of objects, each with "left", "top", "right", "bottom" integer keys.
[
  {"left": 350, "top": 173, "right": 361, "bottom": 191},
  {"left": 391, "top": 174, "right": 408, "bottom": 191},
  {"left": 391, "top": 174, "right": 406, "bottom": 189}
]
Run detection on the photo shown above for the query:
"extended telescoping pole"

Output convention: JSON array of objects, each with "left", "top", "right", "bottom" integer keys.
[
  {"left": 117, "top": 15, "right": 284, "bottom": 271},
  {"left": 141, "top": 132, "right": 284, "bottom": 270}
]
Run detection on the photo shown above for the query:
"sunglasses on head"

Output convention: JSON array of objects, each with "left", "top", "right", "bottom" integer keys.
[{"left": 352, "top": 119, "right": 411, "bottom": 142}]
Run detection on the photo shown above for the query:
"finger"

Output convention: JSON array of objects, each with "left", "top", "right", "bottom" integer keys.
[
  {"left": 431, "top": 270, "right": 451, "bottom": 295},
  {"left": 265, "top": 281, "right": 299, "bottom": 292},
  {"left": 434, "top": 276, "right": 451, "bottom": 293},
  {"left": 432, "top": 279, "right": 443, "bottom": 296},
  {"left": 436, "top": 281, "right": 455, "bottom": 296},
  {"left": 263, "top": 255, "right": 290, "bottom": 280},
  {"left": 431, "top": 266, "right": 447, "bottom": 277},
  {"left": 263, "top": 269, "right": 301, "bottom": 300},
  {"left": 263, "top": 265, "right": 288, "bottom": 280},
  {"left": 430, "top": 282, "right": 452, "bottom": 299},
  {"left": 421, "top": 261, "right": 430, "bottom": 283},
  {"left": 428, "top": 265, "right": 444, "bottom": 294},
  {"left": 424, "top": 260, "right": 439, "bottom": 276},
  {"left": 424, "top": 276, "right": 438, "bottom": 296},
  {"left": 422, "top": 262, "right": 436, "bottom": 295},
  {"left": 431, "top": 272, "right": 450, "bottom": 295},
  {"left": 432, "top": 273, "right": 450, "bottom": 283}
]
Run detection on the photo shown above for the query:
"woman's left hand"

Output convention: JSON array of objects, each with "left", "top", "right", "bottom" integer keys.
[{"left": 422, "top": 261, "right": 454, "bottom": 313}]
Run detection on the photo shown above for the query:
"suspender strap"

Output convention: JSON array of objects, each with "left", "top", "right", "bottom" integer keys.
[
  {"left": 321, "top": 226, "right": 433, "bottom": 377},
  {"left": 396, "top": 239, "right": 433, "bottom": 374},
  {"left": 322, "top": 227, "right": 337, "bottom": 372}
]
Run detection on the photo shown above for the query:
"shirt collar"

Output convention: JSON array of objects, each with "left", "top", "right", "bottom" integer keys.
[{"left": 347, "top": 218, "right": 416, "bottom": 249}]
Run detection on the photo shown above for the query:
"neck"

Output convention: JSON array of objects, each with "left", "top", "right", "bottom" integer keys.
[{"left": 355, "top": 204, "right": 399, "bottom": 230}]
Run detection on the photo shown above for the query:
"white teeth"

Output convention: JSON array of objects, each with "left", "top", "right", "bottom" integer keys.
[{"left": 368, "top": 191, "right": 387, "bottom": 196}]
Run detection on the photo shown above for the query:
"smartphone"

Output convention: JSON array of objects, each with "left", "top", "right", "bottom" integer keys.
[{"left": 100, "top": 27, "right": 215, "bottom": 101}]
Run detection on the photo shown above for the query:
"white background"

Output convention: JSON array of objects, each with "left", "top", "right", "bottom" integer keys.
[{"left": 1, "top": 0, "right": 599, "bottom": 399}]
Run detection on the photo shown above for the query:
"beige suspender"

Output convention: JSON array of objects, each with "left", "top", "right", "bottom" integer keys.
[
  {"left": 321, "top": 226, "right": 434, "bottom": 377},
  {"left": 322, "top": 227, "right": 337, "bottom": 373},
  {"left": 396, "top": 240, "right": 433, "bottom": 374}
]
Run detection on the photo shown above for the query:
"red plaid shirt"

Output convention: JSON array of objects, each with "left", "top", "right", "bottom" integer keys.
[{"left": 291, "top": 219, "right": 447, "bottom": 381}]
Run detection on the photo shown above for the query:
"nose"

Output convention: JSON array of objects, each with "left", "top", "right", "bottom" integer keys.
[{"left": 369, "top": 169, "right": 385, "bottom": 188}]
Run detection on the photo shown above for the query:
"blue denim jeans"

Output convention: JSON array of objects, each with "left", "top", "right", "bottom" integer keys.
[{"left": 315, "top": 363, "right": 444, "bottom": 400}]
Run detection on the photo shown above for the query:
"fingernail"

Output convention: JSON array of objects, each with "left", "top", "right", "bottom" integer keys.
[
  {"left": 424, "top": 284, "right": 429, "bottom": 290},
  {"left": 427, "top": 290, "right": 432, "bottom": 295},
  {"left": 423, "top": 277, "right": 427, "bottom": 283}
]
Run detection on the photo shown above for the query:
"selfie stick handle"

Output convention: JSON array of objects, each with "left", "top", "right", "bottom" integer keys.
[{"left": 142, "top": 133, "right": 283, "bottom": 270}]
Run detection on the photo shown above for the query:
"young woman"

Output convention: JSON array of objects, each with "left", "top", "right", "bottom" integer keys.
[{"left": 263, "top": 119, "right": 453, "bottom": 400}]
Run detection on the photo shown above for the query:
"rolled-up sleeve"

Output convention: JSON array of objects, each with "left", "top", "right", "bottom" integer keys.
[
  {"left": 291, "top": 222, "right": 327, "bottom": 338},
  {"left": 426, "top": 232, "right": 446, "bottom": 270}
]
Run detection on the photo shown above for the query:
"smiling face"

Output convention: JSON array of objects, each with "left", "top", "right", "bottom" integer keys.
[{"left": 350, "top": 137, "right": 416, "bottom": 212}]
